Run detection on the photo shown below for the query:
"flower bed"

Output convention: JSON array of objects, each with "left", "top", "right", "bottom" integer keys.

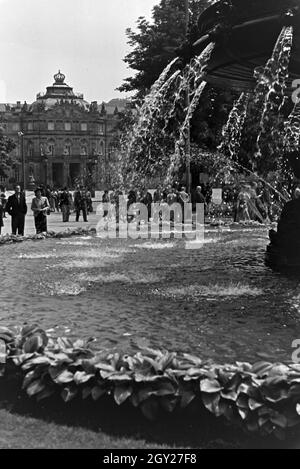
[
  {"left": 0, "top": 228, "right": 97, "bottom": 245},
  {"left": 0, "top": 325, "right": 300, "bottom": 441}
]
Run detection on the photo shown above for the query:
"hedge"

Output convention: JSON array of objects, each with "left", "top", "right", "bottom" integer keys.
[{"left": 0, "top": 324, "right": 300, "bottom": 441}]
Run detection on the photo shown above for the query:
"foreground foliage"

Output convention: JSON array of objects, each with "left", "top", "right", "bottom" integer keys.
[{"left": 0, "top": 325, "right": 300, "bottom": 441}]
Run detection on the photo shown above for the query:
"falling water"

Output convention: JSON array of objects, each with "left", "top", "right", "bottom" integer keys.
[
  {"left": 284, "top": 101, "right": 300, "bottom": 152},
  {"left": 166, "top": 43, "right": 216, "bottom": 184},
  {"left": 217, "top": 24, "right": 295, "bottom": 204},
  {"left": 121, "top": 42, "right": 215, "bottom": 188},
  {"left": 218, "top": 92, "right": 250, "bottom": 160},
  {"left": 256, "top": 25, "right": 294, "bottom": 158}
]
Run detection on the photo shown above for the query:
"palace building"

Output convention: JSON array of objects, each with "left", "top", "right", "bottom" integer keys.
[{"left": 0, "top": 71, "right": 125, "bottom": 190}]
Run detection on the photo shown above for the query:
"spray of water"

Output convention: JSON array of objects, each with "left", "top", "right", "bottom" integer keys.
[
  {"left": 256, "top": 26, "right": 294, "bottom": 158},
  {"left": 218, "top": 92, "right": 250, "bottom": 160}
]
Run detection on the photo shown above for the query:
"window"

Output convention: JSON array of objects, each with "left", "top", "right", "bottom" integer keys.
[
  {"left": 47, "top": 142, "right": 55, "bottom": 156},
  {"left": 80, "top": 145, "right": 87, "bottom": 156},
  {"left": 81, "top": 123, "right": 87, "bottom": 132},
  {"left": 27, "top": 122, "right": 33, "bottom": 131},
  {"left": 98, "top": 123, "right": 104, "bottom": 134},
  {"left": 27, "top": 142, "right": 34, "bottom": 157},
  {"left": 64, "top": 143, "right": 71, "bottom": 156},
  {"left": 99, "top": 141, "right": 104, "bottom": 155},
  {"left": 65, "top": 122, "right": 71, "bottom": 131},
  {"left": 12, "top": 123, "right": 20, "bottom": 131},
  {"left": 14, "top": 166, "right": 20, "bottom": 182},
  {"left": 48, "top": 121, "right": 55, "bottom": 131}
]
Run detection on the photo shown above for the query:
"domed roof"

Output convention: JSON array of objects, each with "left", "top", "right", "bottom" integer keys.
[{"left": 29, "top": 71, "right": 90, "bottom": 111}]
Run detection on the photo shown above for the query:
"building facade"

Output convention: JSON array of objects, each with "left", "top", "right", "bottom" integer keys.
[{"left": 0, "top": 71, "right": 123, "bottom": 190}]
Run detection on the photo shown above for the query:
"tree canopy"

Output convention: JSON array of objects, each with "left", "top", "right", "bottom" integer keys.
[
  {"left": 118, "top": 0, "right": 212, "bottom": 96},
  {"left": 0, "top": 127, "right": 16, "bottom": 179}
]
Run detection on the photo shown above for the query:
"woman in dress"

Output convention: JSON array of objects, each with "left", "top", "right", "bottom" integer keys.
[{"left": 31, "top": 188, "right": 50, "bottom": 234}]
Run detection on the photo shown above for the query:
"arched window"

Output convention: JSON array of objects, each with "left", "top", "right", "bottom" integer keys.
[
  {"left": 47, "top": 139, "right": 55, "bottom": 156},
  {"left": 27, "top": 141, "right": 34, "bottom": 158},
  {"left": 80, "top": 145, "right": 87, "bottom": 156},
  {"left": 63, "top": 140, "right": 72, "bottom": 156}
]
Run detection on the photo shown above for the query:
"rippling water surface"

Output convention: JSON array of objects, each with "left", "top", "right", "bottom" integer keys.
[{"left": 1, "top": 227, "right": 300, "bottom": 363}]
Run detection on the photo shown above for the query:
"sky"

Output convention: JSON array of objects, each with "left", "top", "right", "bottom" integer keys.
[{"left": 0, "top": 0, "right": 159, "bottom": 104}]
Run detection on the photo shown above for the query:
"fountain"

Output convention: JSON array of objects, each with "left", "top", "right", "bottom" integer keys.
[
  {"left": 120, "top": 0, "right": 300, "bottom": 270},
  {"left": 194, "top": 0, "right": 300, "bottom": 271}
]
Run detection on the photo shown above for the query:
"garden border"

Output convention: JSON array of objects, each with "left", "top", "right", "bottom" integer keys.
[{"left": 0, "top": 324, "right": 300, "bottom": 441}]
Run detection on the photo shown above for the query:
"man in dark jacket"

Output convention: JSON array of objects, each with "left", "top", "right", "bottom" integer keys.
[
  {"left": 6, "top": 185, "right": 28, "bottom": 236},
  {"left": 74, "top": 186, "right": 88, "bottom": 222}
]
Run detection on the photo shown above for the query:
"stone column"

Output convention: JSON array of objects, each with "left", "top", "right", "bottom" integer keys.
[
  {"left": 47, "top": 161, "right": 53, "bottom": 186},
  {"left": 63, "top": 161, "right": 70, "bottom": 188}
]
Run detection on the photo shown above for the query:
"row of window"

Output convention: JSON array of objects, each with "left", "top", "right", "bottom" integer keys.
[
  {"left": 8, "top": 122, "right": 105, "bottom": 133},
  {"left": 44, "top": 142, "right": 106, "bottom": 157}
]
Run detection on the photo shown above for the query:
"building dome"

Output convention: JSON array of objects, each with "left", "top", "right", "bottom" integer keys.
[{"left": 29, "top": 71, "right": 90, "bottom": 111}]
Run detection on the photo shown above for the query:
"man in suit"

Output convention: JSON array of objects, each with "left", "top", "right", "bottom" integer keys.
[{"left": 6, "top": 185, "right": 28, "bottom": 236}]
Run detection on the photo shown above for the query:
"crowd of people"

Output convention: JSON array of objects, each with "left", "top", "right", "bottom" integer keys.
[
  {"left": 0, "top": 184, "right": 94, "bottom": 236},
  {"left": 103, "top": 181, "right": 280, "bottom": 225},
  {"left": 0, "top": 179, "right": 295, "bottom": 236}
]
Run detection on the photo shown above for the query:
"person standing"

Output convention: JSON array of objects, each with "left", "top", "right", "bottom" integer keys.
[
  {"left": 6, "top": 185, "right": 27, "bottom": 236},
  {"left": 178, "top": 186, "right": 190, "bottom": 223},
  {"left": 0, "top": 187, "right": 7, "bottom": 218},
  {"left": 74, "top": 186, "right": 88, "bottom": 222},
  {"left": 86, "top": 189, "right": 93, "bottom": 214},
  {"left": 60, "top": 188, "right": 72, "bottom": 222},
  {"left": 140, "top": 188, "right": 153, "bottom": 222},
  {"left": 31, "top": 188, "right": 50, "bottom": 234}
]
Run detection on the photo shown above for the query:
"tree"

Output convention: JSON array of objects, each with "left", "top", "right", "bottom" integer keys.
[
  {"left": 118, "top": 0, "right": 212, "bottom": 97},
  {"left": 0, "top": 126, "right": 16, "bottom": 179}
]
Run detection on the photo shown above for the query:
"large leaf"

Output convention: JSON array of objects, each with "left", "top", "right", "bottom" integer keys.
[
  {"left": 202, "top": 392, "right": 221, "bottom": 416},
  {"left": 74, "top": 371, "right": 95, "bottom": 385},
  {"left": 248, "top": 398, "right": 264, "bottom": 411},
  {"left": 180, "top": 389, "right": 196, "bottom": 408},
  {"left": 91, "top": 385, "right": 107, "bottom": 401},
  {"left": 22, "top": 370, "right": 41, "bottom": 389},
  {"left": 157, "top": 352, "right": 177, "bottom": 372},
  {"left": 82, "top": 386, "right": 92, "bottom": 400},
  {"left": 23, "top": 335, "right": 45, "bottom": 354},
  {"left": 114, "top": 384, "right": 133, "bottom": 405},
  {"left": 21, "top": 356, "right": 51, "bottom": 371},
  {"left": 251, "top": 362, "right": 273, "bottom": 377},
  {"left": 57, "top": 337, "right": 73, "bottom": 350},
  {"left": 61, "top": 386, "right": 78, "bottom": 402},
  {"left": 26, "top": 379, "right": 46, "bottom": 397},
  {"left": 50, "top": 367, "right": 74, "bottom": 384},
  {"left": 269, "top": 411, "right": 288, "bottom": 429},
  {"left": 12, "top": 353, "right": 35, "bottom": 366},
  {"left": 140, "top": 397, "right": 159, "bottom": 421},
  {"left": 200, "top": 379, "right": 222, "bottom": 393},
  {"left": 159, "top": 396, "right": 178, "bottom": 413},
  {"left": 36, "top": 387, "right": 56, "bottom": 402},
  {"left": 182, "top": 353, "right": 202, "bottom": 367}
]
